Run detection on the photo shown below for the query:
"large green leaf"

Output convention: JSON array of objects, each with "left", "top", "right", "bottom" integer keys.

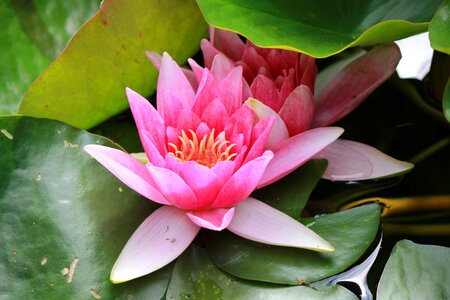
[
  {"left": 429, "top": 0, "right": 450, "bottom": 54},
  {"left": 196, "top": 0, "right": 441, "bottom": 58},
  {"left": 252, "top": 159, "right": 328, "bottom": 218},
  {"left": 167, "top": 246, "right": 358, "bottom": 300},
  {"left": 19, "top": 0, "right": 208, "bottom": 129},
  {"left": 377, "top": 240, "right": 450, "bottom": 299},
  {"left": 0, "top": 116, "right": 172, "bottom": 299},
  {"left": 0, "top": 0, "right": 100, "bottom": 114},
  {"left": 206, "top": 204, "right": 380, "bottom": 285}
]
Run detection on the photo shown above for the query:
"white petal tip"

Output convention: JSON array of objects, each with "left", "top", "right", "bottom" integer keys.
[
  {"left": 110, "top": 275, "right": 131, "bottom": 284},
  {"left": 314, "top": 242, "right": 335, "bottom": 253},
  {"left": 110, "top": 265, "right": 142, "bottom": 284},
  {"left": 125, "top": 87, "right": 136, "bottom": 96},
  {"left": 83, "top": 144, "right": 102, "bottom": 154},
  {"left": 334, "top": 127, "right": 345, "bottom": 136}
]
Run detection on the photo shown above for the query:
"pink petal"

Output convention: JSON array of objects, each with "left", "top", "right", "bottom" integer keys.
[
  {"left": 228, "top": 198, "right": 334, "bottom": 252},
  {"left": 278, "top": 69, "right": 295, "bottom": 101},
  {"left": 166, "top": 126, "right": 181, "bottom": 146},
  {"left": 163, "top": 154, "right": 182, "bottom": 174},
  {"left": 193, "top": 68, "right": 220, "bottom": 116},
  {"left": 257, "top": 66, "right": 272, "bottom": 79},
  {"left": 242, "top": 77, "right": 253, "bottom": 101},
  {"left": 249, "top": 41, "right": 271, "bottom": 58},
  {"left": 126, "top": 88, "right": 165, "bottom": 156},
  {"left": 244, "top": 98, "right": 289, "bottom": 151},
  {"left": 244, "top": 116, "right": 275, "bottom": 164},
  {"left": 224, "top": 106, "right": 254, "bottom": 147},
  {"left": 161, "top": 90, "right": 187, "bottom": 128},
  {"left": 183, "top": 69, "right": 199, "bottom": 91},
  {"left": 200, "top": 98, "right": 229, "bottom": 133},
  {"left": 242, "top": 46, "right": 272, "bottom": 78},
  {"left": 218, "top": 66, "right": 244, "bottom": 115},
  {"left": 266, "top": 50, "right": 289, "bottom": 76},
  {"left": 281, "top": 50, "right": 299, "bottom": 70},
  {"left": 146, "top": 165, "right": 197, "bottom": 210},
  {"left": 175, "top": 161, "right": 222, "bottom": 209},
  {"left": 211, "top": 53, "right": 237, "bottom": 83},
  {"left": 211, "top": 151, "right": 273, "bottom": 208},
  {"left": 232, "top": 145, "right": 248, "bottom": 170},
  {"left": 145, "top": 51, "right": 162, "bottom": 70},
  {"left": 186, "top": 207, "right": 235, "bottom": 231},
  {"left": 312, "top": 43, "right": 401, "bottom": 127},
  {"left": 209, "top": 25, "right": 216, "bottom": 42},
  {"left": 110, "top": 206, "right": 200, "bottom": 283},
  {"left": 237, "top": 60, "right": 257, "bottom": 83},
  {"left": 157, "top": 53, "right": 195, "bottom": 118},
  {"left": 258, "top": 127, "right": 344, "bottom": 188},
  {"left": 200, "top": 39, "right": 221, "bottom": 68},
  {"left": 187, "top": 58, "right": 204, "bottom": 83},
  {"left": 278, "top": 85, "right": 315, "bottom": 136},
  {"left": 211, "top": 28, "right": 245, "bottom": 61},
  {"left": 175, "top": 106, "right": 201, "bottom": 131},
  {"left": 299, "top": 54, "right": 317, "bottom": 93},
  {"left": 140, "top": 131, "right": 165, "bottom": 167},
  {"left": 250, "top": 74, "right": 281, "bottom": 112},
  {"left": 84, "top": 145, "right": 168, "bottom": 205},
  {"left": 195, "top": 122, "right": 212, "bottom": 139},
  {"left": 316, "top": 139, "right": 414, "bottom": 181},
  {"left": 211, "top": 160, "right": 236, "bottom": 185}
]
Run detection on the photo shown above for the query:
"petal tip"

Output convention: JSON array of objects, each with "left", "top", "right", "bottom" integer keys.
[
  {"left": 317, "top": 241, "right": 335, "bottom": 253},
  {"left": 109, "top": 266, "right": 136, "bottom": 284},
  {"left": 125, "top": 87, "right": 138, "bottom": 98},
  {"left": 83, "top": 144, "right": 103, "bottom": 155}
]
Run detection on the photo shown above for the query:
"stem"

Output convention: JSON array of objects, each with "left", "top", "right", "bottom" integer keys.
[
  {"left": 409, "top": 136, "right": 450, "bottom": 164},
  {"left": 391, "top": 76, "right": 448, "bottom": 125}
]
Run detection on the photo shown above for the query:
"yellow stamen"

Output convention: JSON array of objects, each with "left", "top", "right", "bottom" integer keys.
[{"left": 168, "top": 129, "right": 237, "bottom": 168}]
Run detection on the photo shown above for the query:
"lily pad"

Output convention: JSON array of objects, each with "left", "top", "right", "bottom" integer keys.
[
  {"left": 206, "top": 204, "right": 380, "bottom": 285},
  {"left": 167, "top": 245, "right": 358, "bottom": 300},
  {"left": 429, "top": 0, "right": 450, "bottom": 54},
  {"left": 252, "top": 159, "right": 328, "bottom": 218},
  {"left": 196, "top": 0, "right": 441, "bottom": 58},
  {"left": 0, "top": 116, "right": 171, "bottom": 299},
  {"left": 377, "top": 240, "right": 450, "bottom": 299},
  {"left": 0, "top": 0, "right": 100, "bottom": 114},
  {"left": 19, "top": 0, "right": 208, "bottom": 129}
]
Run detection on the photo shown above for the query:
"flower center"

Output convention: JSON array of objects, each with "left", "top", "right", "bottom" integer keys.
[{"left": 168, "top": 129, "right": 237, "bottom": 168}]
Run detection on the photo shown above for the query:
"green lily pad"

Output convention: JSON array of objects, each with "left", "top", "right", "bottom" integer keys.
[
  {"left": 196, "top": 0, "right": 441, "bottom": 58},
  {"left": 377, "top": 240, "right": 450, "bottom": 299},
  {"left": 19, "top": 0, "right": 208, "bottom": 129},
  {"left": 167, "top": 245, "right": 358, "bottom": 300},
  {"left": 0, "top": 0, "right": 100, "bottom": 114},
  {"left": 0, "top": 116, "right": 171, "bottom": 299},
  {"left": 429, "top": 0, "right": 450, "bottom": 54},
  {"left": 206, "top": 204, "right": 380, "bottom": 285},
  {"left": 252, "top": 159, "right": 328, "bottom": 218}
]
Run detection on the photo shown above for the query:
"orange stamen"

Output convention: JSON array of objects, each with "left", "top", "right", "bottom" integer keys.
[{"left": 168, "top": 129, "right": 237, "bottom": 168}]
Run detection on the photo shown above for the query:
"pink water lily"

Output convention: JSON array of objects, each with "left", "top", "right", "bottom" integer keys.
[
  {"left": 199, "top": 27, "right": 413, "bottom": 181},
  {"left": 84, "top": 53, "right": 339, "bottom": 283}
]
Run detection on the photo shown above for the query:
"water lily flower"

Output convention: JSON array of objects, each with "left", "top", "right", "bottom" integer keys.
[
  {"left": 199, "top": 27, "right": 414, "bottom": 181},
  {"left": 84, "top": 53, "right": 340, "bottom": 283}
]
